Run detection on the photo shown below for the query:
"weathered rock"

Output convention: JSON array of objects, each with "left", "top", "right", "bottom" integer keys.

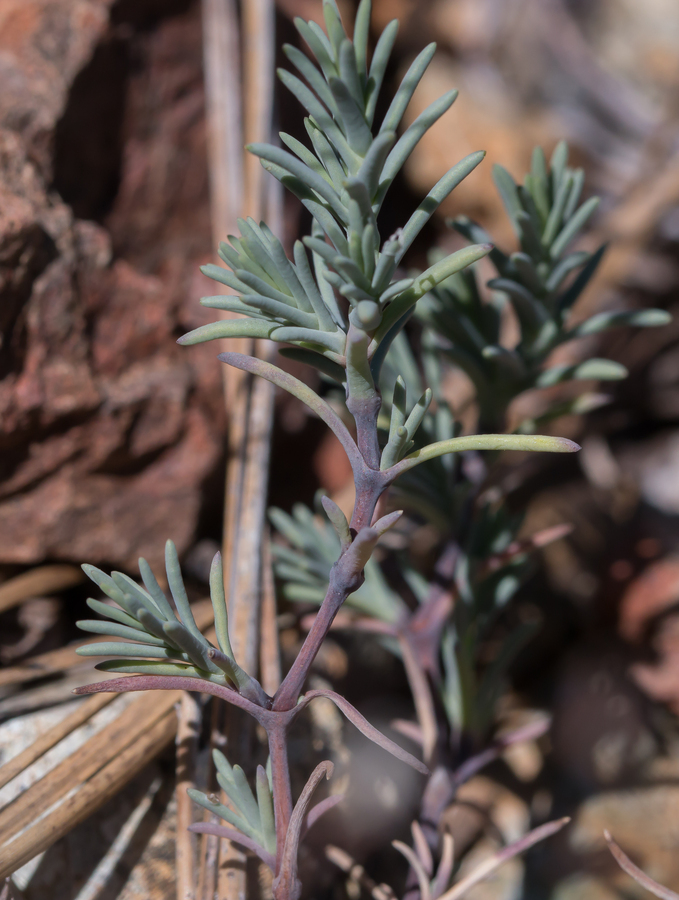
[
  {"left": 0, "top": 0, "right": 113, "bottom": 179},
  {"left": 0, "top": 0, "right": 224, "bottom": 572}
]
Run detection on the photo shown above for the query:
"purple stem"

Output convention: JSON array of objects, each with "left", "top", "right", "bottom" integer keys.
[
  {"left": 274, "top": 762, "right": 334, "bottom": 900},
  {"left": 605, "top": 831, "right": 679, "bottom": 900},
  {"left": 73, "top": 675, "right": 267, "bottom": 722},
  {"left": 452, "top": 717, "right": 551, "bottom": 788},
  {"left": 218, "top": 352, "right": 366, "bottom": 478},
  {"left": 268, "top": 719, "right": 294, "bottom": 873},
  {"left": 299, "top": 689, "right": 428, "bottom": 775},
  {"left": 303, "top": 794, "right": 344, "bottom": 835},
  {"left": 439, "top": 817, "right": 571, "bottom": 900},
  {"left": 189, "top": 822, "right": 276, "bottom": 870}
]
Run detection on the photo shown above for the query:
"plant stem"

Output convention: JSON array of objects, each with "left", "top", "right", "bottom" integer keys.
[
  {"left": 273, "top": 397, "right": 388, "bottom": 711},
  {"left": 272, "top": 562, "right": 365, "bottom": 711},
  {"left": 349, "top": 470, "right": 387, "bottom": 533},
  {"left": 346, "top": 393, "right": 382, "bottom": 471},
  {"left": 268, "top": 720, "right": 293, "bottom": 873}
]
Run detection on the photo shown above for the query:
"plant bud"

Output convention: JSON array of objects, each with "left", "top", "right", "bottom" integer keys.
[{"left": 356, "top": 300, "right": 381, "bottom": 330}]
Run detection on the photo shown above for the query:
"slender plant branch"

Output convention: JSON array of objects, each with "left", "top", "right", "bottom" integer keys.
[{"left": 604, "top": 831, "right": 679, "bottom": 900}]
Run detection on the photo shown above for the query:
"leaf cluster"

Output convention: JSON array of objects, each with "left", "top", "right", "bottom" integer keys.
[
  {"left": 189, "top": 751, "right": 276, "bottom": 857},
  {"left": 178, "top": 0, "right": 489, "bottom": 395},
  {"left": 270, "top": 497, "right": 408, "bottom": 626},
  {"left": 418, "top": 143, "right": 670, "bottom": 430},
  {"left": 77, "top": 541, "right": 269, "bottom": 706}
]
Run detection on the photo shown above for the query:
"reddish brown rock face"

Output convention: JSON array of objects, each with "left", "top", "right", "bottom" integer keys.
[{"left": 0, "top": 0, "right": 225, "bottom": 572}]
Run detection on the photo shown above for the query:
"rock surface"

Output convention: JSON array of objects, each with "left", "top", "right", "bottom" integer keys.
[{"left": 0, "top": 0, "right": 224, "bottom": 572}]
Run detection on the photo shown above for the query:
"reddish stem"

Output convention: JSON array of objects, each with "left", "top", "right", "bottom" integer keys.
[{"left": 268, "top": 720, "right": 294, "bottom": 873}]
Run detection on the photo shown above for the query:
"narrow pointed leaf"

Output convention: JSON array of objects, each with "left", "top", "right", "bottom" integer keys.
[
  {"left": 300, "top": 690, "right": 428, "bottom": 774},
  {"left": 381, "top": 43, "right": 437, "bottom": 134},
  {"left": 564, "top": 167, "right": 585, "bottom": 220},
  {"left": 283, "top": 44, "right": 336, "bottom": 112},
  {"left": 381, "top": 425, "right": 408, "bottom": 470},
  {"left": 397, "top": 151, "right": 485, "bottom": 263},
  {"left": 163, "top": 620, "right": 216, "bottom": 672},
  {"left": 544, "top": 251, "right": 589, "bottom": 293},
  {"left": 82, "top": 565, "right": 127, "bottom": 607},
  {"left": 338, "top": 39, "right": 364, "bottom": 108},
  {"left": 256, "top": 766, "right": 277, "bottom": 853},
  {"left": 138, "top": 558, "right": 176, "bottom": 620},
  {"left": 188, "top": 789, "right": 255, "bottom": 838},
  {"left": 178, "top": 319, "right": 276, "bottom": 346},
  {"left": 278, "top": 347, "right": 346, "bottom": 383},
  {"left": 280, "top": 130, "right": 333, "bottom": 185},
  {"left": 229, "top": 765, "right": 262, "bottom": 829},
  {"left": 493, "top": 164, "right": 523, "bottom": 229},
  {"left": 353, "top": 0, "right": 371, "bottom": 81},
  {"left": 567, "top": 308, "right": 671, "bottom": 339},
  {"left": 536, "top": 358, "right": 627, "bottom": 387},
  {"left": 111, "top": 571, "right": 168, "bottom": 622},
  {"left": 165, "top": 540, "right": 203, "bottom": 641},
  {"left": 269, "top": 325, "right": 344, "bottom": 353},
  {"left": 209, "top": 551, "right": 233, "bottom": 658},
  {"left": 356, "top": 131, "right": 396, "bottom": 199},
  {"left": 323, "top": 1, "right": 347, "bottom": 56},
  {"left": 365, "top": 19, "right": 399, "bottom": 124},
  {"left": 85, "top": 598, "right": 144, "bottom": 631},
  {"left": 542, "top": 170, "right": 574, "bottom": 246},
  {"left": 391, "top": 434, "right": 580, "bottom": 476},
  {"left": 557, "top": 243, "right": 607, "bottom": 314},
  {"left": 550, "top": 140, "right": 569, "bottom": 193},
  {"left": 218, "top": 353, "right": 363, "bottom": 474},
  {"left": 277, "top": 69, "right": 356, "bottom": 166},
  {"left": 76, "top": 620, "right": 167, "bottom": 646},
  {"left": 293, "top": 18, "right": 337, "bottom": 81},
  {"left": 550, "top": 196, "right": 599, "bottom": 259},
  {"left": 190, "top": 822, "right": 275, "bottom": 870},
  {"left": 248, "top": 143, "right": 348, "bottom": 222},
  {"left": 329, "top": 77, "right": 372, "bottom": 155},
  {"left": 293, "top": 240, "right": 338, "bottom": 331},
  {"left": 375, "top": 243, "right": 492, "bottom": 341},
  {"left": 306, "top": 120, "right": 347, "bottom": 189},
  {"left": 381, "top": 90, "right": 459, "bottom": 186},
  {"left": 321, "top": 496, "right": 351, "bottom": 549},
  {"left": 75, "top": 642, "right": 178, "bottom": 659}
]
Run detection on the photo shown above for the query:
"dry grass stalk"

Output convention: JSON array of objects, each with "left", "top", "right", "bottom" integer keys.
[
  {"left": 0, "top": 600, "right": 215, "bottom": 881},
  {"left": 0, "top": 600, "right": 214, "bottom": 692},
  {"left": 0, "top": 692, "right": 113, "bottom": 791},
  {"left": 0, "top": 690, "right": 181, "bottom": 841},
  {"left": 176, "top": 692, "right": 201, "bottom": 900},
  {"left": 260, "top": 532, "right": 281, "bottom": 696},
  {"left": 0, "top": 710, "right": 176, "bottom": 878},
  {"left": 0, "top": 566, "right": 85, "bottom": 615},
  {"left": 0, "top": 642, "right": 102, "bottom": 690},
  {"left": 200, "top": 0, "right": 278, "bottom": 895}
]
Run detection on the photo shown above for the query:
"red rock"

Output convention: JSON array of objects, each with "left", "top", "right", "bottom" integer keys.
[{"left": 0, "top": 1, "right": 225, "bottom": 571}]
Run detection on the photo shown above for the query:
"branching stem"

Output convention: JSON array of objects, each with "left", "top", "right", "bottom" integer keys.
[{"left": 268, "top": 720, "right": 294, "bottom": 871}]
